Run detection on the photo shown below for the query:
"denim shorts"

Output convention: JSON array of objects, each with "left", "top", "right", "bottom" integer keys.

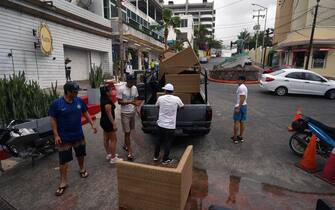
[{"left": 233, "top": 105, "right": 247, "bottom": 121}]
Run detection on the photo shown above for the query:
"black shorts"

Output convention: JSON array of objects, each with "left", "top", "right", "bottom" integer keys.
[
  {"left": 58, "top": 140, "right": 86, "bottom": 165},
  {"left": 100, "top": 120, "right": 114, "bottom": 132}
]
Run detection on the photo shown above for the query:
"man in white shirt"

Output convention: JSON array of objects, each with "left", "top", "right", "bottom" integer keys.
[
  {"left": 154, "top": 83, "right": 184, "bottom": 164},
  {"left": 231, "top": 76, "right": 248, "bottom": 144},
  {"left": 117, "top": 75, "right": 139, "bottom": 160}
]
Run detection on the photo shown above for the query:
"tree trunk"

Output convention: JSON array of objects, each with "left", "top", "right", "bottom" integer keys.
[
  {"left": 117, "top": 0, "right": 125, "bottom": 81},
  {"left": 164, "top": 27, "right": 168, "bottom": 50}
]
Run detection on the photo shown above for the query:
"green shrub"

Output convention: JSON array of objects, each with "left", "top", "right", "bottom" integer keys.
[
  {"left": 89, "top": 65, "right": 105, "bottom": 88},
  {"left": 0, "top": 71, "right": 59, "bottom": 127}
]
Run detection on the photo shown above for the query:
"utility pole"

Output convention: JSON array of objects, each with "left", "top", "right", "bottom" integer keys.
[
  {"left": 305, "top": 0, "right": 320, "bottom": 70},
  {"left": 263, "top": 28, "right": 271, "bottom": 68},
  {"left": 253, "top": 9, "right": 265, "bottom": 63},
  {"left": 261, "top": 7, "right": 267, "bottom": 66},
  {"left": 117, "top": 0, "right": 125, "bottom": 81}
]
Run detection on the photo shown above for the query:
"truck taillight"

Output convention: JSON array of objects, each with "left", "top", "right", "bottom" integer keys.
[
  {"left": 265, "top": 77, "right": 275, "bottom": 82},
  {"left": 206, "top": 107, "right": 212, "bottom": 121}
]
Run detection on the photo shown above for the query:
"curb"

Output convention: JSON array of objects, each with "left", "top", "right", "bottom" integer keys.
[{"left": 208, "top": 77, "right": 260, "bottom": 84}]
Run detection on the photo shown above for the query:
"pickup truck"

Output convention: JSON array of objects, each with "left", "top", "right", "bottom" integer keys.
[{"left": 137, "top": 68, "right": 212, "bottom": 136}]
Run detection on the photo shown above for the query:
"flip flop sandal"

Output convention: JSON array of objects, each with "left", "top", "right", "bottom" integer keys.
[
  {"left": 55, "top": 185, "right": 68, "bottom": 196},
  {"left": 79, "top": 170, "right": 89, "bottom": 178},
  {"left": 122, "top": 146, "right": 128, "bottom": 152}
]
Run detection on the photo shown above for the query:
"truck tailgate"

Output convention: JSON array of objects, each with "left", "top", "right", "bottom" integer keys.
[{"left": 141, "top": 104, "right": 212, "bottom": 124}]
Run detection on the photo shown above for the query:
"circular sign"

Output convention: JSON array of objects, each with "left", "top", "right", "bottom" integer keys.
[
  {"left": 253, "top": 24, "right": 260, "bottom": 31},
  {"left": 38, "top": 23, "right": 53, "bottom": 55}
]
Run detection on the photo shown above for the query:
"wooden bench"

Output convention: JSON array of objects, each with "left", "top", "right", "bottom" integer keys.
[{"left": 116, "top": 145, "right": 193, "bottom": 210}]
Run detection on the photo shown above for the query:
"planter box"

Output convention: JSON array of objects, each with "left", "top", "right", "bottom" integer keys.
[
  {"left": 165, "top": 74, "right": 200, "bottom": 93},
  {"left": 87, "top": 88, "right": 100, "bottom": 105}
]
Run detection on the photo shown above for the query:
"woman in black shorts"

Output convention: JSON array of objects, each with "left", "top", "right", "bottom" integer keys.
[{"left": 100, "top": 86, "right": 123, "bottom": 164}]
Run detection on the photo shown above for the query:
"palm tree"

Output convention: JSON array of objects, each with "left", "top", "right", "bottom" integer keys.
[
  {"left": 194, "top": 25, "right": 209, "bottom": 50},
  {"left": 151, "top": 9, "right": 180, "bottom": 50}
]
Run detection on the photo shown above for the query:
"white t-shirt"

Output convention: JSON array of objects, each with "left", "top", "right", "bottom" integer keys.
[
  {"left": 117, "top": 85, "right": 139, "bottom": 113},
  {"left": 235, "top": 84, "right": 248, "bottom": 107},
  {"left": 125, "top": 64, "right": 133, "bottom": 75},
  {"left": 155, "top": 95, "right": 184, "bottom": 129}
]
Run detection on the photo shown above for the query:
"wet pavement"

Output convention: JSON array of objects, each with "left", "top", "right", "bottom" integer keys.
[{"left": 1, "top": 76, "right": 335, "bottom": 209}]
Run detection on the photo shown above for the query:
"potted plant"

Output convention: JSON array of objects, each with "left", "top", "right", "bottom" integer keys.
[{"left": 88, "top": 64, "right": 104, "bottom": 105}]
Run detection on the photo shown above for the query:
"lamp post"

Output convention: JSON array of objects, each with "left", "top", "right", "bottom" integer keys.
[{"left": 252, "top": 3, "right": 267, "bottom": 66}]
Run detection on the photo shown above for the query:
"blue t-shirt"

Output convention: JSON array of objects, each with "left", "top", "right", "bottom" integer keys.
[{"left": 49, "top": 97, "right": 87, "bottom": 144}]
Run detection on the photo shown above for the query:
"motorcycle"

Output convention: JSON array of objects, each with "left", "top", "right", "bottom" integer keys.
[
  {"left": 0, "top": 117, "right": 55, "bottom": 165},
  {"left": 289, "top": 115, "right": 335, "bottom": 158}
]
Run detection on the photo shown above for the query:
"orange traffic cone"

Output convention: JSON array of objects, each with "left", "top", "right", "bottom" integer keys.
[
  {"left": 316, "top": 148, "right": 335, "bottom": 186},
  {"left": 295, "top": 134, "right": 318, "bottom": 173},
  {"left": 288, "top": 107, "right": 302, "bottom": 131}
]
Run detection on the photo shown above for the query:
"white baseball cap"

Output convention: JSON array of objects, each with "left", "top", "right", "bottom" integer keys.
[{"left": 162, "top": 83, "right": 174, "bottom": 91}]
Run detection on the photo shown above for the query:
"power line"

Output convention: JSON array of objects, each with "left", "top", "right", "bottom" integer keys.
[
  {"left": 215, "top": 0, "right": 248, "bottom": 10},
  {"left": 274, "top": 8, "right": 313, "bottom": 31}
]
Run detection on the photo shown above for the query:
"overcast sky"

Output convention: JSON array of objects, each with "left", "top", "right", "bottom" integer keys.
[{"left": 164, "top": 0, "right": 277, "bottom": 45}]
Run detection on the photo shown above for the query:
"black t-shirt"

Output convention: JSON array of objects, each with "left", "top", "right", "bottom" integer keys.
[{"left": 100, "top": 98, "right": 115, "bottom": 126}]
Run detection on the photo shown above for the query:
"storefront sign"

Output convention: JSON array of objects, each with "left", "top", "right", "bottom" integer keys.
[{"left": 38, "top": 23, "right": 53, "bottom": 55}]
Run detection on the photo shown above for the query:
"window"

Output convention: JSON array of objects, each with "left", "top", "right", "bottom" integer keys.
[
  {"left": 285, "top": 72, "right": 304, "bottom": 79},
  {"left": 304, "top": 73, "right": 326, "bottom": 82},
  {"left": 177, "top": 32, "right": 188, "bottom": 41},
  {"left": 270, "top": 70, "right": 285, "bottom": 76},
  {"left": 180, "top": 19, "right": 188, "bottom": 28},
  {"left": 312, "top": 51, "right": 327, "bottom": 68}
]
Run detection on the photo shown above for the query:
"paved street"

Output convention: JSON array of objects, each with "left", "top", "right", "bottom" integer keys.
[{"left": 1, "top": 60, "right": 335, "bottom": 209}]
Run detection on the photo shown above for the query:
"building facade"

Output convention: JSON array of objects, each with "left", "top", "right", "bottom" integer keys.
[
  {"left": 167, "top": 14, "right": 194, "bottom": 48},
  {"left": 165, "top": 0, "right": 215, "bottom": 38},
  {"left": 102, "top": 0, "right": 165, "bottom": 70},
  {"left": 273, "top": 0, "right": 335, "bottom": 78},
  {"left": 0, "top": 0, "right": 113, "bottom": 88}
]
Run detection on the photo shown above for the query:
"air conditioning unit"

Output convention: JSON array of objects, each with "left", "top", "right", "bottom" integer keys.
[{"left": 70, "top": 0, "right": 93, "bottom": 9}]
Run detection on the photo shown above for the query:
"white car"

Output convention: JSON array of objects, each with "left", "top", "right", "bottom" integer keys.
[{"left": 260, "top": 69, "right": 335, "bottom": 99}]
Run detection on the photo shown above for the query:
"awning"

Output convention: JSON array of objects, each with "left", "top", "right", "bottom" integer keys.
[
  {"left": 292, "top": 49, "right": 307, "bottom": 52},
  {"left": 319, "top": 48, "right": 335, "bottom": 51}
]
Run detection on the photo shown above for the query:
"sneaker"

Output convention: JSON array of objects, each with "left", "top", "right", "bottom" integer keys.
[
  {"left": 162, "top": 159, "right": 174, "bottom": 165},
  {"left": 238, "top": 136, "right": 244, "bottom": 142},
  {"left": 230, "top": 136, "right": 240, "bottom": 144},
  {"left": 127, "top": 154, "right": 134, "bottom": 161},
  {"left": 106, "top": 154, "right": 112, "bottom": 160},
  {"left": 110, "top": 157, "right": 123, "bottom": 164},
  {"left": 153, "top": 157, "right": 159, "bottom": 161}
]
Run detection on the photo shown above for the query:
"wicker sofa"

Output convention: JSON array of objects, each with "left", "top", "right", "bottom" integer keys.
[{"left": 116, "top": 145, "right": 193, "bottom": 210}]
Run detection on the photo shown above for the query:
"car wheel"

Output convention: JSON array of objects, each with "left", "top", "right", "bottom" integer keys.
[
  {"left": 326, "top": 89, "right": 335, "bottom": 100},
  {"left": 275, "top": 86, "right": 287, "bottom": 96}
]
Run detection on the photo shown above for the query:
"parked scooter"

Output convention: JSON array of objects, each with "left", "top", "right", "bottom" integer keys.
[
  {"left": 0, "top": 117, "right": 55, "bottom": 163},
  {"left": 289, "top": 115, "right": 335, "bottom": 158}
]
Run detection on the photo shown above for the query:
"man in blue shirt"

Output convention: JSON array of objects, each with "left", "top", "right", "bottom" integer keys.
[{"left": 49, "top": 82, "right": 97, "bottom": 196}]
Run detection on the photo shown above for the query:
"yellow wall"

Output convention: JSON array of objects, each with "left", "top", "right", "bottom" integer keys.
[
  {"left": 309, "top": 47, "right": 335, "bottom": 78},
  {"left": 273, "top": 0, "right": 293, "bottom": 44}
]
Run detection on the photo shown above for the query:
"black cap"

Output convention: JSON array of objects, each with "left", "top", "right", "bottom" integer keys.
[
  {"left": 126, "top": 74, "right": 136, "bottom": 82},
  {"left": 238, "top": 76, "right": 246, "bottom": 81},
  {"left": 64, "top": 81, "right": 80, "bottom": 93}
]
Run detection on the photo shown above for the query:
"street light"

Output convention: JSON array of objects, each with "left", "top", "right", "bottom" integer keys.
[{"left": 252, "top": 3, "right": 268, "bottom": 67}]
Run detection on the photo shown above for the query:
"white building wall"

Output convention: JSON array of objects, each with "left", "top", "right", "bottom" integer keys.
[{"left": 0, "top": 7, "right": 113, "bottom": 88}]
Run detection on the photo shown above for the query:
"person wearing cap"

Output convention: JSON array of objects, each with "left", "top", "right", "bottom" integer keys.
[
  {"left": 49, "top": 81, "right": 98, "bottom": 196},
  {"left": 117, "top": 75, "right": 139, "bottom": 161},
  {"left": 231, "top": 76, "right": 248, "bottom": 144},
  {"left": 154, "top": 83, "right": 184, "bottom": 165},
  {"left": 65, "top": 58, "right": 72, "bottom": 82}
]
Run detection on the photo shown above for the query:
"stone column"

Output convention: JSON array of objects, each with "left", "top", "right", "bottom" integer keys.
[{"left": 138, "top": 49, "right": 142, "bottom": 70}]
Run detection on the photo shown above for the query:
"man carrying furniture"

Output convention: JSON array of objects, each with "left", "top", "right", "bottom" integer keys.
[{"left": 154, "top": 83, "right": 184, "bottom": 164}]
